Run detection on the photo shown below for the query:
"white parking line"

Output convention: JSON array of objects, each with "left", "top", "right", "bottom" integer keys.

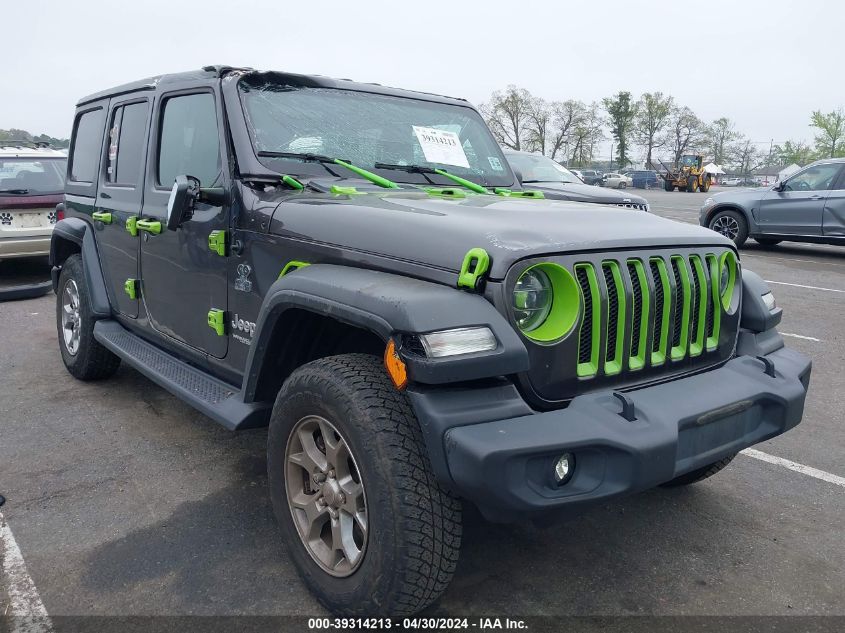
[
  {"left": 780, "top": 332, "right": 821, "bottom": 342},
  {"left": 764, "top": 280, "right": 845, "bottom": 294},
  {"left": 743, "top": 253, "right": 845, "bottom": 268},
  {"left": 742, "top": 449, "right": 845, "bottom": 489},
  {"left": 0, "top": 512, "right": 53, "bottom": 632}
]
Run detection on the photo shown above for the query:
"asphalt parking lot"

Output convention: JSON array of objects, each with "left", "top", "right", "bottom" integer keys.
[{"left": 1, "top": 187, "right": 843, "bottom": 621}]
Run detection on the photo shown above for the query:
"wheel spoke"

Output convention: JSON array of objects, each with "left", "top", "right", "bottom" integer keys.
[
  {"left": 332, "top": 513, "right": 363, "bottom": 568},
  {"left": 296, "top": 427, "right": 328, "bottom": 472}
]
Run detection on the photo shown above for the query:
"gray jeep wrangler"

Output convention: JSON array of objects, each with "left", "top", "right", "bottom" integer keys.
[{"left": 51, "top": 65, "right": 811, "bottom": 616}]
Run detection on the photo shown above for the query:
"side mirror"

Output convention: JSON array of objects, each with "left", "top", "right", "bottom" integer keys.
[
  {"left": 166, "top": 175, "right": 200, "bottom": 231},
  {"left": 773, "top": 180, "right": 786, "bottom": 192}
]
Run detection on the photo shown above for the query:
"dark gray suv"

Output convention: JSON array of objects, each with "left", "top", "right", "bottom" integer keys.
[{"left": 700, "top": 158, "right": 845, "bottom": 247}]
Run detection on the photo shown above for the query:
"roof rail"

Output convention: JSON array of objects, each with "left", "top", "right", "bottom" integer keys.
[
  {"left": 0, "top": 139, "right": 51, "bottom": 148},
  {"left": 201, "top": 65, "right": 254, "bottom": 78}
]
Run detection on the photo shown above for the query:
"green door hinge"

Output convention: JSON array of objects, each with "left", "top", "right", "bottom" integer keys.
[
  {"left": 207, "top": 309, "right": 226, "bottom": 336},
  {"left": 457, "top": 248, "right": 490, "bottom": 291},
  {"left": 124, "top": 278, "right": 139, "bottom": 300},
  {"left": 208, "top": 230, "right": 227, "bottom": 256},
  {"left": 125, "top": 217, "right": 138, "bottom": 236},
  {"left": 92, "top": 211, "right": 113, "bottom": 224}
]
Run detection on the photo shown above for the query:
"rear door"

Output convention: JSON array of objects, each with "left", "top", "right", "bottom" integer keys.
[
  {"left": 95, "top": 96, "right": 151, "bottom": 318},
  {"left": 758, "top": 163, "right": 842, "bottom": 235},
  {"left": 822, "top": 167, "right": 845, "bottom": 237}
]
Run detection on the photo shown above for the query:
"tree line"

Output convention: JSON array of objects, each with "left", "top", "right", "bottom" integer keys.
[
  {"left": 480, "top": 86, "right": 845, "bottom": 173},
  {"left": 0, "top": 128, "right": 69, "bottom": 149}
]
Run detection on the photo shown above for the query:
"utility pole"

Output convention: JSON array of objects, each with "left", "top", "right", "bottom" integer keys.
[{"left": 609, "top": 143, "right": 614, "bottom": 170}]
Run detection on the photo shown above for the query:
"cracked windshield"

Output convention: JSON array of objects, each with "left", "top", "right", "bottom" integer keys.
[{"left": 239, "top": 77, "right": 514, "bottom": 187}]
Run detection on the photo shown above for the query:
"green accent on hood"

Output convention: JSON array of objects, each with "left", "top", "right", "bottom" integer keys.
[
  {"left": 279, "top": 260, "right": 311, "bottom": 279},
  {"left": 333, "top": 159, "right": 399, "bottom": 189},
  {"left": 125, "top": 217, "right": 138, "bottom": 237},
  {"left": 136, "top": 219, "right": 162, "bottom": 235},
  {"left": 705, "top": 254, "right": 722, "bottom": 351},
  {"left": 208, "top": 230, "right": 226, "bottom": 257},
  {"left": 433, "top": 169, "right": 488, "bottom": 194},
  {"left": 494, "top": 189, "right": 545, "bottom": 199},
  {"left": 670, "top": 256, "right": 691, "bottom": 361},
  {"left": 627, "top": 259, "right": 649, "bottom": 371},
  {"left": 575, "top": 263, "right": 600, "bottom": 378},
  {"left": 424, "top": 187, "right": 467, "bottom": 199},
  {"left": 516, "top": 263, "right": 580, "bottom": 343},
  {"left": 689, "top": 255, "right": 708, "bottom": 357},
  {"left": 602, "top": 261, "right": 626, "bottom": 376},
  {"left": 649, "top": 257, "right": 671, "bottom": 366},
  {"left": 282, "top": 174, "right": 304, "bottom": 190},
  {"left": 207, "top": 309, "right": 226, "bottom": 337},
  {"left": 92, "top": 211, "right": 113, "bottom": 224},
  {"left": 124, "top": 278, "right": 138, "bottom": 300},
  {"left": 330, "top": 185, "right": 363, "bottom": 195},
  {"left": 457, "top": 248, "right": 490, "bottom": 290}
]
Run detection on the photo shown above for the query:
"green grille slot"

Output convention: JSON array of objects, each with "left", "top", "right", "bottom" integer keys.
[
  {"left": 575, "top": 264, "right": 600, "bottom": 377},
  {"left": 705, "top": 254, "right": 721, "bottom": 350},
  {"left": 670, "top": 256, "right": 691, "bottom": 361},
  {"left": 602, "top": 261, "right": 626, "bottom": 376},
  {"left": 649, "top": 258, "right": 671, "bottom": 366},
  {"left": 627, "top": 259, "right": 649, "bottom": 371},
  {"left": 689, "top": 255, "right": 708, "bottom": 357}
]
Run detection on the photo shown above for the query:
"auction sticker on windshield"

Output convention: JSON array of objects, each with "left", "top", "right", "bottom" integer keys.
[{"left": 412, "top": 125, "right": 469, "bottom": 168}]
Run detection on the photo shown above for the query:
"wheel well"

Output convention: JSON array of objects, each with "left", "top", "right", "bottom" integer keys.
[
  {"left": 51, "top": 236, "right": 81, "bottom": 267},
  {"left": 705, "top": 205, "right": 748, "bottom": 226},
  {"left": 252, "top": 309, "right": 386, "bottom": 402}
]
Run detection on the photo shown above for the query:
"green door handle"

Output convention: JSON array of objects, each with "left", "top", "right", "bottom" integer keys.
[
  {"left": 92, "top": 211, "right": 113, "bottom": 224},
  {"left": 136, "top": 219, "right": 162, "bottom": 235}
]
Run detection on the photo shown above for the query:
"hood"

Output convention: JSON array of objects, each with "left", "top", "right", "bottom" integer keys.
[
  {"left": 709, "top": 187, "right": 772, "bottom": 204},
  {"left": 524, "top": 182, "right": 648, "bottom": 206},
  {"left": 268, "top": 189, "right": 732, "bottom": 279}
]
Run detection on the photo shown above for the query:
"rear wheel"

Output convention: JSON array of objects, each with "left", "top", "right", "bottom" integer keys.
[
  {"left": 755, "top": 237, "right": 782, "bottom": 247},
  {"left": 56, "top": 254, "right": 121, "bottom": 380},
  {"left": 686, "top": 175, "right": 699, "bottom": 192},
  {"left": 708, "top": 209, "right": 748, "bottom": 247},
  {"left": 664, "top": 179, "right": 674, "bottom": 192},
  {"left": 661, "top": 453, "right": 737, "bottom": 487},
  {"left": 619, "top": 181, "right": 627, "bottom": 188},
  {"left": 700, "top": 175, "right": 711, "bottom": 192},
  {"left": 267, "top": 354, "right": 462, "bottom": 616}
]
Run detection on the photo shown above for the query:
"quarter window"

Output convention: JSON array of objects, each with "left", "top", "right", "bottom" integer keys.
[
  {"left": 107, "top": 102, "right": 149, "bottom": 186},
  {"left": 69, "top": 108, "right": 105, "bottom": 183},
  {"left": 157, "top": 93, "right": 220, "bottom": 188}
]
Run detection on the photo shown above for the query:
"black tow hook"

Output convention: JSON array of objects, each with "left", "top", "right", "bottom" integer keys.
[
  {"left": 613, "top": 391, "right": 638, "bottom": 422},
  {"left": 756, "top": 356, "right": 777, "bottom": 378}
]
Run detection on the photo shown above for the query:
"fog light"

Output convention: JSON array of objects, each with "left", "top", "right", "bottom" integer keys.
[
  {"left": 418, "top": 327, "right": 497, "bottom": 358},
  {"left": 554, "top": 453, "right": 574, "bottom": 485}
]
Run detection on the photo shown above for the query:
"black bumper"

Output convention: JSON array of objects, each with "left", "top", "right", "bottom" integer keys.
[{"left": 439, "top": 347, "right": 811, "bottom": 521}]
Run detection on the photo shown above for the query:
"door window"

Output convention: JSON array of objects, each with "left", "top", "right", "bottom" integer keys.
[
  {"left": 69, "top": 108, "right": 105, "bottom": 183},
  {"left": 106, "top": 101, "right": 149, "bottom": 186},
  {"left": 783, "top": 164, "right": 841, "bottom": 192},
  {"left": 157, "top": 93, "right": 221, "bottom": 188}
]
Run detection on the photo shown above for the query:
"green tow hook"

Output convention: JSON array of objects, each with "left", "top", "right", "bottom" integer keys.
[{"left": 457, "top": 248, "right": 490, "bottom": 291}]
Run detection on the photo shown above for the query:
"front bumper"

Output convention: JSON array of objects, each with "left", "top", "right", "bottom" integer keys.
[{"left": 442, "top": 347, "right": 810, "bottom": 521}]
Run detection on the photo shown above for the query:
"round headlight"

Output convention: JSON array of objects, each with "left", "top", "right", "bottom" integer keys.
[{"left": 513, "top": 268, "right": 553, "bottom": 332}]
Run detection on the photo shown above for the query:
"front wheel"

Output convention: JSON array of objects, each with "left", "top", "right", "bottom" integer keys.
[
  {"left": 267, "top": 354, "right": 462, "bottom": 616},
  {"left": 708, "top": 209, "right": 748, "bottom": 247}
]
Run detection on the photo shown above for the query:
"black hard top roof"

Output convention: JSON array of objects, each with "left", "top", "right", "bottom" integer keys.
[{"left": 77, "top": 65, "right": 470, "bottom": 108}]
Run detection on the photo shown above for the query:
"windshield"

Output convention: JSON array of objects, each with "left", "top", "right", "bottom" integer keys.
[
  {"left": 505, "top": 152, "right": 581, "bottom": 184},
  {"left": 0, "top": 157, "right": 66, "bottom": 194},
  {"left": 239, "top": 78, "right": 514, "bottom": 187}
]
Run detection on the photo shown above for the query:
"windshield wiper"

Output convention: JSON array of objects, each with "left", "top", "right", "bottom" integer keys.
[
  {"left": 0, "top": 188, "right": 29, "bottom": 194},
  {"left": 257, "top": 151, "right": 399, "bottom": 189},
  {"left": 374, "top": 163, "right": 488, "bottom": 194}
]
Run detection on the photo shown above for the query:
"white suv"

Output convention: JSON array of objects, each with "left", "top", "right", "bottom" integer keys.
[{"left": 0, "top": 141, "right": 67, "bottom": 260}]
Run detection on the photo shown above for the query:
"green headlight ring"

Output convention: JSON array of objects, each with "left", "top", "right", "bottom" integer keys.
[
  {"left": 719, "top": 250, "right": 738, "bottom": 311},
  {"left": 516, "top": 263, "right": 580, "bottom": 342}
]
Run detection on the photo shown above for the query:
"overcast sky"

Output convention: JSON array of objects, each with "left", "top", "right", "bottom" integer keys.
[{"left": 5, "top": 0, "right": 842, "bottom": 159}]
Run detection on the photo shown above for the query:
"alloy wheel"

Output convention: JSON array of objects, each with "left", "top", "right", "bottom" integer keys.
[
  {"left": 711, "top": 215, "right": 740, "bottom": 240},
  {"left": 61, "top": 279, "right": 82, "bottom": 355}
]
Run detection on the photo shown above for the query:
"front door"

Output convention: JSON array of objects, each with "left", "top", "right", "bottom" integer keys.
[
  {"left": 758, "top": 163, "right": 843, "bottom": 235},
  {"left": 139, "top": 89, "right": 229, "bottom": 359},
  {"left": 95, "top": 96, "right": 151, "bottom": 318}
]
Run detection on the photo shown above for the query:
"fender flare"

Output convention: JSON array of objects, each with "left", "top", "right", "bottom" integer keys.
[
  {"left": 49, "top": 218, "right": 111, "bottom": 318},
  {"left": 242, "top": 264, "right": 529, "bottom": 402}
]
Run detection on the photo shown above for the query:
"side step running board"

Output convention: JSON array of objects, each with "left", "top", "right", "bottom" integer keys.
[{"left": 93, "top": 320, "right": 271, "bottom": 430}]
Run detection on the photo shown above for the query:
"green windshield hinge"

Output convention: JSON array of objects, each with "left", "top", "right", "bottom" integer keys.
[
  {"left": 208, "top": 230, "right": 227, "bottom": 256},
  {"left": 425, "top": 187, "right": 466, "bottom": 199},
  {"left": 124, "top": 278, "right": 139, "bottom": 300},
  {"left": 282, "top": 174, "right": 304, "bottom": 190},
  {"left": 125, "top": 216, "right": 138, "bottom": 236},
  {"left": 207, "top": 309, "right": 226, "bottom": 337},
  {"left": 457, "top": 248, "right": 490, "bottom": 291},
  {"left": 330, "top": 185, "right": 364, "bottom": 195},
  {"left": 279, "top": 260, "right": 311, "bottom": 279}
]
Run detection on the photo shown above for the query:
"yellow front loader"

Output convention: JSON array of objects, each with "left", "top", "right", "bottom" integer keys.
[{"left": 660, "top": 155, "right": 711, "bottom": 192}]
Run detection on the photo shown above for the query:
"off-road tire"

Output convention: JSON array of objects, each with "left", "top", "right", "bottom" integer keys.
[
  {"left": 755, "top": 237, "right": 782, "bottom": 247},
  {"left": 708, "top": 209, "right": 748, "bottom": 247},
  {"left": 686, "top": 175, "right": 698, "bottom": 192},
  {"left": 660, "top": 453, "right": 738, "bottom": 487},
  {"left": 700, "top": 175, "right": 711, "bottom": 192},
  {"left": 267, "top": 353, "right": 462, "bottom": 616},
  {"left": 56, "top": 254, "right": 121, "bottom": 380},
  {"left": 664, "top": 179, "right": 674, "bottom": 192}
]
